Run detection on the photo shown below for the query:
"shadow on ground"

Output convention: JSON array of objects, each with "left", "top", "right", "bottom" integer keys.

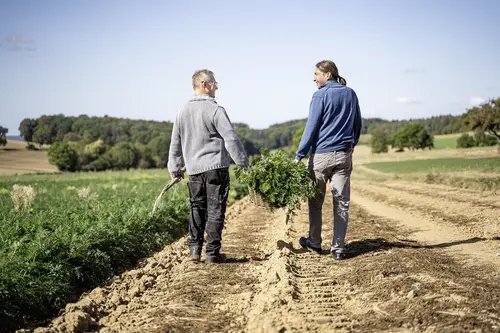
[{"left": 276, "top": 237, "right": 492, "bottom": 259}]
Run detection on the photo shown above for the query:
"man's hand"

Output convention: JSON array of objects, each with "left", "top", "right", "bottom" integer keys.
[
  {"left": 294, "top": 158, "right": 301, "bottom": 164},
  {"left": 170, "top": 170, "right": 184, "bottom": 180}
]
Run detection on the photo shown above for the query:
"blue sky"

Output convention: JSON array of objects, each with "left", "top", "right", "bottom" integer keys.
[{"left": 1, "top": 0, "right": 499, "bottom": 134}]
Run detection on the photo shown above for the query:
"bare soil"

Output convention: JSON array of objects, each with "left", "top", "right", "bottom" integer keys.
[
  {"left": 0, "top": 141, "right": 57, "bottom": 176},
  {"left": 25, "top": 178, "right": 500, "bottom": 333}
]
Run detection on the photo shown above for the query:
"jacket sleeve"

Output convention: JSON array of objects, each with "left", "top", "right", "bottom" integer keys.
[
  {"left": 214, "top": 107, "right": 249, "bottom": 167},
  {"left": 353, "top": 101, "right": 362, "bottom": 146},
  {"left": 167, "top": 113, "right": 184, "bottom": 176},
  {"left": 295, "top": 94, "right": 324, "bottom": 160}
]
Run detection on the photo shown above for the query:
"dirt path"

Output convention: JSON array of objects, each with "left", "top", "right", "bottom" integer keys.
[
  {"left": 351, "top": 192, "right": 500, "bottom": 269},
  {"left": 29, "top": 184, "right": 500, "bottom": 333},
  {"left": 352, "top": 181, "right": 500, "bottom": 238}
]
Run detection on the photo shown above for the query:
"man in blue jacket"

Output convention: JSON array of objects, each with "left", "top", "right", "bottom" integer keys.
[{"left": 295, "top": 60, "right": 362, "bottom": 261}]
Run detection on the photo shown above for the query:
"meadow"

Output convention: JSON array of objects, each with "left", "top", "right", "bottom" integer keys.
[{"left": 432, "top": 134, "right": 461, "bottom": 149}]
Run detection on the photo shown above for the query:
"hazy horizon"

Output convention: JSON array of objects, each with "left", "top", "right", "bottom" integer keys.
[{"left": 2, "top": 0, "right": 499, "bottom": 135}]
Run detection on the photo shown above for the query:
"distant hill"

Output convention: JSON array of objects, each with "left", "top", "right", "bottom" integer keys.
[{"left": 6, "top": 135, "right": 23, "bottom": 141}]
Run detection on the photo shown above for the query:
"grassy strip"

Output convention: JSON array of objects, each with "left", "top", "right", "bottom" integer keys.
[
  {"left": 421, "top": 173, "right": 500, "bottom": 192},
  {"left": 0, "top": 170, "right": 190, "bottom": 332},
  {"left": 433, "top": 136, "right": 459, "bottom": 149},
  {"left": 364, "top": 156, "right": 500, "bottom": 174}
]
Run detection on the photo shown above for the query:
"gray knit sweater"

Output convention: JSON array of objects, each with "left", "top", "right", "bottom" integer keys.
[{"left": 167, "top": 95, "right": 249, "bottom": 176}]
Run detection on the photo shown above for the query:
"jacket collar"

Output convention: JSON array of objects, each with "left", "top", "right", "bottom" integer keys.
[{"left": 319, "top": 80, "right": 341, "bottom": 89}]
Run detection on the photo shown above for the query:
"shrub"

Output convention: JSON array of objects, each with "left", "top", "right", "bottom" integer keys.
[
  {"left": 26, "top": 143, "right": 38, "bottom": 151},
  {"left": 48, "top": 142, "right": 79, "bottom": 171},
  {"left": 456, "top": 133, "right": 476, "bottom": 148},
  {"left": 392, "top": 123, "right": 434, "bottom": 151},
  {"left": 147, "top": 136, "right": 170, "bottom": 167},
  {"left": 84, "top": 139, "right": 107, "bottom": 159},
  {"left": 474, "top": 131, "right": 498, "bottom": 147},
  {"left": 106, "top": 142, "right": 140, "bottom": 170},
  {"left": 370, "top": 128, "right": 389, "bottom": 153}
]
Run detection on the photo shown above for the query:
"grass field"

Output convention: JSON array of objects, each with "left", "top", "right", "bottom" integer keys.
[
  {"left": 433, "top": 135, "right": 460, "bottom": 149},
  {"left": 364, "top": 156, "right": 500, "bottom": 174}
]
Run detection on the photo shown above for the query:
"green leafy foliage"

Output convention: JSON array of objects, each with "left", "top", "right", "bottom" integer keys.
[
  {"left": 290, "top": 125, "right": 305, "bottom": 156},
  {"left": 147, "top": 136, "right": 170, "bottom": 168},
  {"left": 236, "top": 149, "right": 318, "bottom": 221},
  {"left": 463, "top": 98, "right": 500, "bottom": 141},
  {"left": 19, "top": 118, "right": 37, "bottom": 143},
  {"left": 47, "top": 142, "right": 79, "bottom": 171},
  {"left": 370, "top": 128, "right": 390, "bottom": 153},
  {"left": 456, "top": 133, "right": 476, "bottom": 148},
  {"left": 0, "top": 126, "right": 7, "bottom": 147},
  {"left": 391, "top": 123, "right": 434, "bottom": 151},
  {"left": 474, "top": 131, "right": 499, "bottom": 147},
  {"left": 0, "top": 170, "right": 190, "bottom": 331}
]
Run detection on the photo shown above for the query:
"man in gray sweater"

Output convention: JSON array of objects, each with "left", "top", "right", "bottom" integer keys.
[{"left": 168, "top": 69, "right": 249, "bottom": 263}]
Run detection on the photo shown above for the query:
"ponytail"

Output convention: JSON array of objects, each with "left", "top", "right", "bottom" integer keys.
[{"left": 316, "top": 60, "right": 347, "bottom": 85}]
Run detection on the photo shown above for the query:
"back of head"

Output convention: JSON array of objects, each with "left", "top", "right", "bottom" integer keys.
[
  {"left": 316, "top": 60, "right": 347, "bottom": 85},
  {"left": 192, "top": 69, "right": 215, "bottom": 90}
]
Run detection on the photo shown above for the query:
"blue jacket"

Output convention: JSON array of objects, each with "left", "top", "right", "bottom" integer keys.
[{"left": 296, "top": 80, "right": 362, "bottom": 160}]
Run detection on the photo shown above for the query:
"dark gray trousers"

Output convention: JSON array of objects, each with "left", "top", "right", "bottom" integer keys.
[{"left": 187, "top": 168, "right": 230, "bottom": 257}]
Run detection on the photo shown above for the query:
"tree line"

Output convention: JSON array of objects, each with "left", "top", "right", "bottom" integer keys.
[
  {"left": 370, "top": 98, "right": 500, "bottom": 153},
  {"left": 8, "top": 105, "right": 494, "bottom": 171}
]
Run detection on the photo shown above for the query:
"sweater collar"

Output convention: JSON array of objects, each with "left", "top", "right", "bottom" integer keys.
[{"left": 190, "top": 94, "right": 216, "bottom": 102}]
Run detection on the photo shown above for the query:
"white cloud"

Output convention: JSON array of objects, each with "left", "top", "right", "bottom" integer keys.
[
  {"left": 395, "top": 97, "right": 422, "bottom": 105},
  {"left": 4, "top": 34, "right": 36, "bottom": 52},
  {"left": 469, "top": 96, "right": 486, "bottom": 106},
  {"left": 6, "top": 34, "right": 35, "bottom": 44},
  {"left": 404, "top": 68, "right": 426, "bottom": 74}
]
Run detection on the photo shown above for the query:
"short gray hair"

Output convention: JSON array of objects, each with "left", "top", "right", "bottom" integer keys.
[{"left": 192, "top": 69, "right": 215, "bottom": 89}]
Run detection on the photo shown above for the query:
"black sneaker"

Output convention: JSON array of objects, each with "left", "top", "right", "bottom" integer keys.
[
  {"left": 189, "top": 247, "right": 201, "bottom": 262},
  {"left": 331, "top": 251, "right": 346, "bottom": 261},
  {"left": 206, "top": 253, "right": 227, "bottom": 264},
  {"left": 299, "top": 237, "right": 322, "bottom": 254}
]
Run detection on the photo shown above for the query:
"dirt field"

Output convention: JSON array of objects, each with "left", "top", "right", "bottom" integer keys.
[
  {"left": 0, "top": 140, "right": 58, "bottom": 176},
  {"left": 29, "top": 178, "right": 500, "bottom": 332},
  {"left": 7, "top": 144, "right": 499, "bottom": 332}
]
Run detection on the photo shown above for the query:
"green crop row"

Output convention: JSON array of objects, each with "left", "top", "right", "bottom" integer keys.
[{"left": 0, "top": 170, "right": 190, "bottom": 332}]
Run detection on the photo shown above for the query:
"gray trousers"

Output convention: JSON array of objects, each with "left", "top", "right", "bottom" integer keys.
[{"left": 307, "top": 150, "right": 352, "bottom": 253}]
